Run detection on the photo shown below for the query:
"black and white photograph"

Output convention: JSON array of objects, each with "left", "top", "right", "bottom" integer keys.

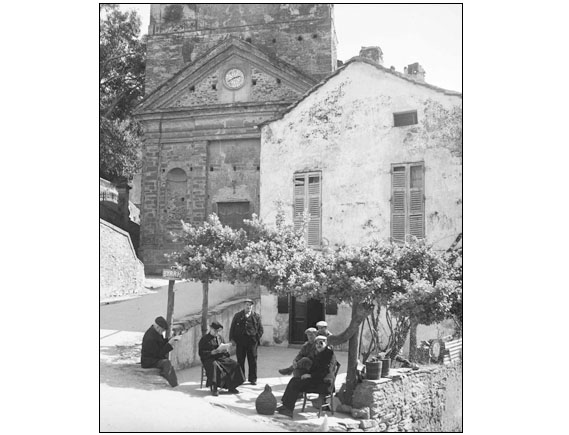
[{"left": 99, "top": 3, "right": 462, "bottom": 432}]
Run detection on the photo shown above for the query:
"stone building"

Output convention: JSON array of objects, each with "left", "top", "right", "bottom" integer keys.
[
  {"left": 258, "top": 50, "right": 462, "bottom": 346},
  {"left": 134, "top": 4, "right": 338, "bottom": 274}
]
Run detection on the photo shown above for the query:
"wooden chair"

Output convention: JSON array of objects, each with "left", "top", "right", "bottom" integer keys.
[{"left": 301, "top": 361, "right": 341, "bottom": 417}]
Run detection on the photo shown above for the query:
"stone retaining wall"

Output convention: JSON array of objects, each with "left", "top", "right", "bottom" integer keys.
[
  {"left": 351, "top": 364, "right": 462, "bottom": 432},
  {"left": 169, "top": 297, "right": 260, "bottom": 370},
  {"left": 100, "top": 219, "right": 145, "bottom": 300}
]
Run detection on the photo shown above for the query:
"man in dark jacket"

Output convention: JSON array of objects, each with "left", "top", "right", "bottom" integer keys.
[
  {"left": 229, "top": 299, "right": 263, "bottom": 385},
  {"left": 141, "top": 316, "right": 180, "bottom": 387},
  {"left": 199, "top": 321, "right": 245, "bottom": 396},
  {"left": 277, "top": 335, "right": 337, "bottom": 418}
]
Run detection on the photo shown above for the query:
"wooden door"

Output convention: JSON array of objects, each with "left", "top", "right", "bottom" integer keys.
[
  {"left": 290, "top": 297, "right": 325, "bottom": 344},
  {"left": 290, "top": 297, "right": 307, "bottom": 343}
]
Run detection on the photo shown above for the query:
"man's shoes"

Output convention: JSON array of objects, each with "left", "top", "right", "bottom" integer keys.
[
  {"left": 276, "top": 405, "right": 287, "bottom": 412},
  {"left": 212, "top": 385, "right": 219, "bottom": 396},
  {"left": 279, "top": 367, "right": 294, "bottom": 376},
  {"left": 249, "top": 381, "right": 257, "bottom": 385},
  {"left": 277, "top": 407, "right": 293, "bottom": 418},
  {"left": 228, "top": 388, "right": 240, "bottom": 394}
]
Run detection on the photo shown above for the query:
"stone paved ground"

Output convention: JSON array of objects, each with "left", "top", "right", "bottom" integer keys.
[{"left": 100, "top": 329, "right": 361, "bottom": 432}]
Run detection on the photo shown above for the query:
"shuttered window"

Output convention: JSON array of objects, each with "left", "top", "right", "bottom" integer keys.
[
  {"left": 391, "top": 162, "right": 425, "bottom": 242},
  {"left": 293, "top": 172, "right": 322, "bottom": 247},
  {"left": 277, "top": 296, "right": 289, "bottom": 314}
]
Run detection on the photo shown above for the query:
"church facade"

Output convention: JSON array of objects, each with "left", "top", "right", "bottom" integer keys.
[{"left": 134, "top": 4, "right": 338, "bottom": 274}]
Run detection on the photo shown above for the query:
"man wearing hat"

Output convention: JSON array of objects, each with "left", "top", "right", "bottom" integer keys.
[
  {"left": 278, "top": 327, "right": 318, "bottom": 377},
  {"left": 277, "top": 335, "right": 337, "bottom": 418},
  {"left": 199, "top": 321, "right": 245, "bottom": 396},
  {"left": 141, "top": 316, "right": 181, "bottom": 387},
  {"left": 316, "top": 320, "right": 332, "bottom": 338},
  {"left": 229, "top": 299, "right": 263, "bottom": 385}
]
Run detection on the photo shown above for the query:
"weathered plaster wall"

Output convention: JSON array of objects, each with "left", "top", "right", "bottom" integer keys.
[
  {"left": 170, "top": 297, "right": 261, "bottom": 369},
  {"left": 260, "top": 62, "right": 462, "bottom": 251},
  {"left": 260, "top": 291, "right": 350, "bottom": 351},
  {"left": 100, "top": 219, "right": 145, "bottom": 300},
  {"left": 352, "top": 364, "right": 462, "bottom": 432},
  {"left": 146, "top": 4, "right": 336, "bottom": 93}
]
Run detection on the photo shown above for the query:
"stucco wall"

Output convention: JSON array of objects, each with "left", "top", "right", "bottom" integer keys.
[
  {"left": 170, "top": 297, "right": 261, "bottom": 369},
  {"left": 352, "top": 364, "right": 462, "bottom": 432},
  {"left": 100, "top": 219, "right": 145, "bottom": 300},
  {"left": 260, "top": 61, "right": 462, "bottom": 251}
]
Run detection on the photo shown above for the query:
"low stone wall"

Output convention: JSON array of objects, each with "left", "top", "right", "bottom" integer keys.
[
  {"left": 100, "top": 219, "right": 145, "bottom": 300},
  {"left": 351, "top": 364, "right": 462, "bottom": 432},
  {"left": 169, "top": 297, "right": 261, "bottom": 370}
]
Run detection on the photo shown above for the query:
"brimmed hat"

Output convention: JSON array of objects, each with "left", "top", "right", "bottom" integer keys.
[
  {"left": 243, "top": 298, "right": 254, "bottom": 304},
  {"left": 316, "top": 321, "right": 328, "bottom": 327},
  {"left": 305, "top": 327, "right": 318, "bottom": 334},
  {"left": 315, "top": 335, "right": 328, "bottom": 342},
  {"left": 155, "top": 316, "right": 168, "bottom": 329},
  {"left": 210, "top": 321, "right": 224, "bottom": 330}
]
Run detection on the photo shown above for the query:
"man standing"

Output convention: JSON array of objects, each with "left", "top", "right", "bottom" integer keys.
[
  {"left": 141, "top": 316, "right": 180, "bottom": 387},
  {"left": 278, "top": 327, "right": 317, "bottom": 377},
  {"left": 229, "top": 299, "right": 263, "bottom": 385}
]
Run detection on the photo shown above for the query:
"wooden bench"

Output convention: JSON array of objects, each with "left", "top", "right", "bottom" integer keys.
[{"left": 442, "top": 338, "right": 462, "bottom": 365}]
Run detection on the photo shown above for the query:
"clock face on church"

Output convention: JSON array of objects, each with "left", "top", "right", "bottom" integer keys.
[{"left": 224, "top": 68, "right": 245, "bottom": 89}]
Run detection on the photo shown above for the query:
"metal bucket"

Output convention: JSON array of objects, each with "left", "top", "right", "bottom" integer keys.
[{"left": 365, "top": 361, "right": 382, "bottom": 380}]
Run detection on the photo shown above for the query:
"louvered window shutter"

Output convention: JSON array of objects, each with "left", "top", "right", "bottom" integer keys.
[
  {"left": 293, "top": 176, "right": 306, "bottom": 232},
  {"left": 409, "top": 164, "right": 425, "bottom": 239},
  {"left": 391, "top": 166, "right": 407, "bottom": 242},
  {"left": 307, "top": 175, "right": 321, "bottom": 247}
]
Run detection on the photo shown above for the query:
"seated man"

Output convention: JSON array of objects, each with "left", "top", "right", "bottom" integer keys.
[
  {"left": 199, "top": 321, "right": 245, "bottom": 396},
  {"left": 141, "top": 316, "right": 181, "bottom": 387},
  {"left": 278, "top": 327, "right": 317, "bottom": 377},
  {"left": 316, "top": 320, "right": 332, "bottom": 337},
  {"left": 277, "top": 335, "right": 337, "bottom": 418}
]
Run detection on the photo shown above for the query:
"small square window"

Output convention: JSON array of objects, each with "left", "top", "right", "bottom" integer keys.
[{"left": 393, "top": 111, "right": 418, "bottom": 127}]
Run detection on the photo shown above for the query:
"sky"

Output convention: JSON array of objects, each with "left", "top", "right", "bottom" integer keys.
[{"left": 118, "top": 3, "right": 462, "bottom": 92}]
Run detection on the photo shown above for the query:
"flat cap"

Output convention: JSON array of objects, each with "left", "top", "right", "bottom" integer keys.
[{"left": 316, "top": 321, "right": 328, "bottom": 327}]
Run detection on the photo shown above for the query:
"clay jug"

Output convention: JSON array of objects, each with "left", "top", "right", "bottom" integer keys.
[{"left": 255, "top": 384, "right": 277, "bottom": 415}]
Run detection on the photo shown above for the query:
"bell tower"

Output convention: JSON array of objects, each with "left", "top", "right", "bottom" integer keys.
[{"left": 136, "top": 4, "right": 337, "bottom": 273}]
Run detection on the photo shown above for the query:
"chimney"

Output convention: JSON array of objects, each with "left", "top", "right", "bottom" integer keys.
[
  {"left": 404, "top": 62, "right": 426, "bottom": 83},
  {"left": 359, "top": 46, "right": 383, "bottom": 65}
]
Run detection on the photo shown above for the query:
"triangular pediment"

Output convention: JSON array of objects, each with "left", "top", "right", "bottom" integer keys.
[{"left": 135, "top": 37, "right": 318, "bottom": 113}]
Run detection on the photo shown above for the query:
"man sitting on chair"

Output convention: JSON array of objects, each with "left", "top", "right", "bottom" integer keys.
[
  {"left": 199, "top": 321, "right": 245, "bottom": 396},
  {"left": 278, "top": 327, "right": 317, "bottom": 377},
  {"left": 276, "top": 335, "right": 337, "bottom": 418}
]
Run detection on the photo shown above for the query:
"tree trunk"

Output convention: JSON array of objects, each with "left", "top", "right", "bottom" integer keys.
[
  {"left": 327, "top": 302, "right": 372, "bottom": 347},
  {"left": 201, "top": 281, "right": 209, "bottom": 336},
  {"left": 344, "top": 302, "right": 361, "bottom": 406},
  {"left": 408, "top": 320, "right": 419, "bottom": 362}
]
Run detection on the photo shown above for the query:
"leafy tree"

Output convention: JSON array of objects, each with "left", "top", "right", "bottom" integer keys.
[
  {"left": 168, "top": 215, "right": 247, "bottom": 335},
  {"left": 99, "top": 4, "right": 146, "bottom": 182}
]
